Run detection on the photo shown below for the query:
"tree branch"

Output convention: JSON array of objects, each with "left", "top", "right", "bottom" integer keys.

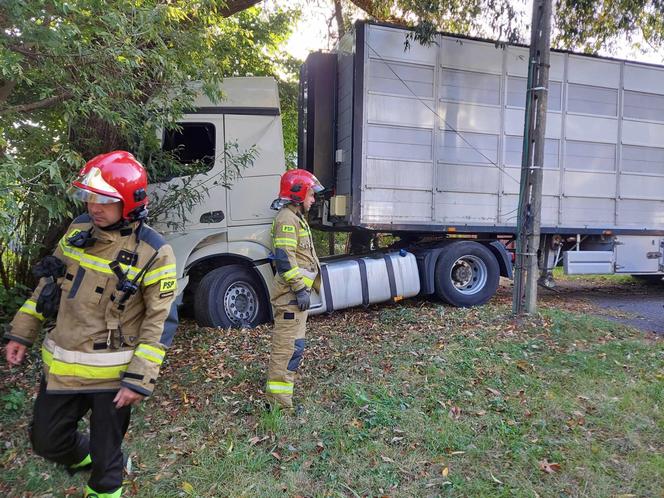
[
  {"left": 220, "top": 0, "right": 263, "bottom": 17},
  {"left": 0, "top": 91, "right": 72, "bottom": 115},
  {"left": 334, "top": 0, "right": 346, "bottom": 38}
]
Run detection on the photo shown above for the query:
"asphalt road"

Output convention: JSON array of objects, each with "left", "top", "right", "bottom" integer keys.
[{"left": 541, "top": 278, "right": 664, "bottom": 334}]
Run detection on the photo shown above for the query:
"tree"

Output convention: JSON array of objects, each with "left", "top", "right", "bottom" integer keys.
[
  {"left": 0, "top": 1, "right": 299, "bottom": 317},
  {"left": 326, "top": 0, "right": 663, "bottom": 54}
]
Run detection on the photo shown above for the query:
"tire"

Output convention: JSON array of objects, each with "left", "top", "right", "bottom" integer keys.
[
  {"left": 434, "top": 241, "right": 500, "bottom": 307},
  {"left": 631, "top": 274, "right": 663, "bottom": 284},
  {"left": 194, "top": 264, "right": 269, "bottom": 328}
]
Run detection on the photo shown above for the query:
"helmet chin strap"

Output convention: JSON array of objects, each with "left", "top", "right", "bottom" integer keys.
[{"left": 97, "top": 206, "right": 147, "bottom": 231}]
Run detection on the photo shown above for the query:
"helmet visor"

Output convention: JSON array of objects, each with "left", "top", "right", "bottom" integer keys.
[
  {"left": 69, "top": 166, "right": 122, "bottom": 204},
  {"left": 68, "top": 186, "right": 121, "bottom": 204},
  {"left": 310, "top": 175, "right": 324, "bottom": 193}
]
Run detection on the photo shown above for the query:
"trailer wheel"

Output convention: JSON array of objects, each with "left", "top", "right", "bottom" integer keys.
[
  {"left": 194, "top": 264, "right": 269, "bottom": 328},
  {"left": 434, "top": 241, "right": 500, "bottom": 307}
]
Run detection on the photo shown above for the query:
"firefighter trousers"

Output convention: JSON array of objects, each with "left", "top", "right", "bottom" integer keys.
[
  {"left": 266, "top": 303, "right": 307, "bottom": 409},
  {"left": 30, "top": 379, "right": 131, "bottom": 495}
]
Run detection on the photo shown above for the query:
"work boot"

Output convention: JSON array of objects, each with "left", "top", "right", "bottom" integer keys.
[
  {"left": 66, "top": 454, "right": 92, "bottom": 476},
  {"left": 66, "top": 453, "right": 132, "bottom": 477}
]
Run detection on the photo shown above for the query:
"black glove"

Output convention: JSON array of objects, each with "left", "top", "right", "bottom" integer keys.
[
  {"left": 36, "top": 278, "right": 61, "bottom": 319},
  {"left": 32, "top": 256, "right": 66, "bottom": 319},
  {"left": 33, "top": 256, "right": 66, "bottom": 280},
  {"left": 295, "top": 288, "right": 310, "bottom": 311}
]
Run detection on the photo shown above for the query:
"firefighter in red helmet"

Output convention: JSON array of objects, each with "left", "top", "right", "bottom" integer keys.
[
  {"left": 266, "top": 169, "right": 324, "bottom": 410},
  {"left": 4, "top": 151, "right": 178, "bottom": 498}
]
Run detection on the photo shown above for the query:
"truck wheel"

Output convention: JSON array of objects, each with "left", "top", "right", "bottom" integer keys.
[
  {"left": 434, "top": 241, "right": 500, "bottom": 307},
  {"left": 194, "top": 264, "right": 269, "bottom": 328}
]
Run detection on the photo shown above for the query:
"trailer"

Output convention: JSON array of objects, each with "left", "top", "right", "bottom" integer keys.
[{"left": 156, "top": 21, "right": 664, "bottom": 328}]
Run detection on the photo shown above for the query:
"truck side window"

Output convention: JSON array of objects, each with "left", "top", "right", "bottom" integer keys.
[{"left": 161, "top": 122, "right": 216, "bottom": 180}]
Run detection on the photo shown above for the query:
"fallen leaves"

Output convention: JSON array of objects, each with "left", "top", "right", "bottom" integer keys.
[
  {"left": 181, "top": 481, "right": 194, "bottom": 495},
  {"left": 448, "top": 405, "right": 462, "bottom": 419},
  {"left": 539, "top": 460, "right": 562, "bottom": 474}
]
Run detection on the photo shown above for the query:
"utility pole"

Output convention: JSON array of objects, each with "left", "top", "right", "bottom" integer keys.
[{"left": 512, "top": 0, "right": 553, "bottom": 315}]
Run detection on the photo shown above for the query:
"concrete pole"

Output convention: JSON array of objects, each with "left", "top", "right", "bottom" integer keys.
[{"left": 513, "top": 0, "right": 553, "bottom": 315}]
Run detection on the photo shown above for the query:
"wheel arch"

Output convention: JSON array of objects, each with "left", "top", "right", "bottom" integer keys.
[
  {"left": 184, "top": 253, "right": 273, "bottom": 320},
  {"left": 414, "top": 239, "right": 508, "bottom": 296}
]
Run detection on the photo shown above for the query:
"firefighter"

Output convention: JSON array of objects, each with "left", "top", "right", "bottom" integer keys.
[
  {"left": 3, "top": 151, "right": 178, "bottom": 498},
  {"left": 265, "top": 169, "right": 324, "bottom": 410}
]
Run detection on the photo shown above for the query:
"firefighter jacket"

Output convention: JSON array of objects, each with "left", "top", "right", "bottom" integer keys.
[
  {"left": 5, "top": 214, "right": 178, "bottom": 396},
  {"left": 271, "top": 204, "right": 320, "bottom": 306}
]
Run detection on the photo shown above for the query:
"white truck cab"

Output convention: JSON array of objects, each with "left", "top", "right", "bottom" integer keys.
[{"left": 152, "top": 77, "right": 285, "bottom": 328}]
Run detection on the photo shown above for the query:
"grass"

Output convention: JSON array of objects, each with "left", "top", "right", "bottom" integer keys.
[{"left": 1, "top": 296, "right": 663, "bottom": 497}]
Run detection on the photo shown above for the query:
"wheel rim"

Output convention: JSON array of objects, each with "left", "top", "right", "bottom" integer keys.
[
  {"left": 449, "top": 255, "right": 488, "bottom": 295},
  {"left": 223, "top": 281, "right": 259, "bottom": 326}
]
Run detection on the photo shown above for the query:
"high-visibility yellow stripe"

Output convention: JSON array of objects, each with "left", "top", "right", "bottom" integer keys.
[
  {"left": 19, "top": 299, "right": 45, "bottom": 321},
  {"left": 137, "top": 343, "right": 165, "bottom": 358},
  {"left": 135, "top": 344, "right": 165, "bottom": 365},
  {"left": 283, "top": 267, "right": 301, "bottom": 281},
  {"left": 42, "top": 346, "right": 52, "bottom": 365},
  {"left": 60, "top": 242, "right": 140, "bottom": 278},
  {"left": 135, "top": 350, "right": 163, "bottom": 365},
  {"left": 266, "top": 381, "right": 294, "bottom": 394},
  {"left": 143, "top": 264, "right": 177, "bottom": 286},
  {"left": 302, "top": 276, "right": 314, "bottom": 288},
  {"left": 42, "top": 347, "right": 128, "bottom": 379},
  {"left": 71, "top": 454, "right": 92, "bottom": 469},
  {"left": 144, "top": 264, "right": 176, "bottom": 281},
  {"left": 274, "top": 238, "right": 297, "bottom": 248},
  {"left": 298, "top": 230, "right": 310, "bottom": 236},
  {"left": 84, "top": 485, "right": 122, "bottom": 498}
]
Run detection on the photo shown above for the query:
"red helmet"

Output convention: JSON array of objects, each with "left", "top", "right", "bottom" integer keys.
[
  {"left": 69, "top": 151, "right": 148, "bottom": 220},
  {"left": 278, "top": 169, "right": 324, "bottom": 203}
]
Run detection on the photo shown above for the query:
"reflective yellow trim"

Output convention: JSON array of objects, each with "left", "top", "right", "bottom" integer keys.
[
  {"left": 274, "top": 237, "right": 297, "bottom": 248},
  {"left": 42, "top": 346, "right": 53, "bottom": 365},
  {"left": 145, "top": 263, "right": 176, "bottom": 280},
  {"left": 302, "top": 276, "right": 314, "bottom": 288},
  {"left": 60, "top": 242, "right": 140, "bottom": 278},
  {"left": 281, "top": 225, "right": 295, "bottom": 233},
  {"left": 138, "top": 344, "right": 165, "bottom": 358},
  {"left": 143, "top": 264, "right": 177, "bottom": 286},
  {"left": 84, "top": 485, "right": 122, "bottom": 498},
  {"left": 266, "top": 381, "right": 294, "bottom": 394},
  {"left": 42, "top": 346, "right": 128, "bottom": 379},
  {"left": 19, "top": 299, "right": 45, "bottom": 321},
  {"left": 135, "top": 344, "right": 165, "bottom": 365},
  {"left": 135, "top": 350, "right": 163, "bottom": 365},
  {"left": 71, "top": 454, "right": 92, "bottom": 469},
  {"left": 283, "top": 267, "right": 301, "bottom": 281},
  {"left": 298, "top": 229, "right": 310, "bottom": 236}
]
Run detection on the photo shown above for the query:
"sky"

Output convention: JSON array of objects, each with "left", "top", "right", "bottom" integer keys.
[{"left": 270, "top": 0, "right": 663, "bottom": 66}]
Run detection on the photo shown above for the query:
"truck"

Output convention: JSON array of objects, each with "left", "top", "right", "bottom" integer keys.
[{"left": 155, "top": 20, "right": 664, "bottom": 328}]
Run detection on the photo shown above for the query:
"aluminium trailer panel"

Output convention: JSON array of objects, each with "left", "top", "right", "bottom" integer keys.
[{"left": 337, "top": 21, "right": 664, "bottom": 235}]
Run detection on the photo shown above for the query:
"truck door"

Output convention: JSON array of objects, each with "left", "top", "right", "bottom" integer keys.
[{"left": 155, "top": 117, "right": 228, "bottom": 231}]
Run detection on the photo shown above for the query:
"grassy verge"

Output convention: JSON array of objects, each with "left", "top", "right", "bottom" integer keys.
[{"left": 1, "top": 298, "right": 663, "bottom": 497}]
